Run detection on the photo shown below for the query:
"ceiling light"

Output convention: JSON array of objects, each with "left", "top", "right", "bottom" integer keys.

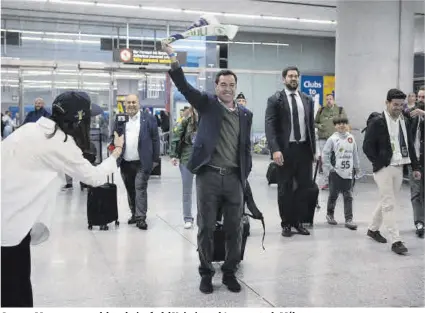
[
  {"left": 49, "top": 0, "right": 94, "bottom": 5},
  {"left": 183, "top": 9, "right": 207, "bottom": 15},
  {"left": 1, "top": 69, "right": 19, "bottom": 74},
  {"left": 262, "top": 42, "right": 289, "bottom": 46},
  {"left": 21, "top": 36, "right": 98, "bottom": 44},
  {"left": 233, "top": 41, "right": 261, "bottom": 45},
  {"left": 95, "top": 3, "right": 139, "bottom": 9},
  {"left": 142, "top": 6, "right": 182, "bottom": 13},
  {"left": 262, "top": 16, "right": 299, "bottom": 22},
  {"left": 299, "top": 19, "right": 336, "bottom": 24},
  {"left": 224, "top": 13, "right": 259, "bottom": 19}
]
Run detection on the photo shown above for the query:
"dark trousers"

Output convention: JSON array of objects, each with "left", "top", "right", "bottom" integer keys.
[
  {"left": 120, "top": 160, "right": 150, "bottom": 219},
  {"left": 327, "top": 171, "right": 353, "bottom": 221},
  {"left": 277, "top": 142, "right": 313, "bottom": 227},
  {"left": 1, "top": 233, "right": 33, "bottom": 307},
  {"left": 196, "top": 167, "right": 243, "bottom": 277}
]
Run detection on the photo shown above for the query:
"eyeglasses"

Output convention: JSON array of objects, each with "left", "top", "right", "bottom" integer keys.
[{"left": 126, "top": 101, "right": 137, "bottom": 105}]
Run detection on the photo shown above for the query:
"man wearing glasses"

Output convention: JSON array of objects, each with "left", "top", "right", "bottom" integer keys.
[
  {"left": 265, "top": 66, "right": 316, "bottom": 238},
  {"left": 115, "top": 94, "right": 160, "bottom": 230},
  {"left": 363, "top": 89, "right": 421, "bottom": 254}
]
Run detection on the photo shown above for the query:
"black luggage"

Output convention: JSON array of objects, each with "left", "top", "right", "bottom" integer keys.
[
  {"left": 301, "top": 159, "right": 320, "bottom": 225},
  {"left": 266, "top": 162, "right": 278, "bottom": 185},
  {"left": 87, "top": 174, "right": 119, "bottom": 231},
  {"left": 213, "top": 217, "right": 250, "bottom": 262},
  {"left": 151, "top": 158, "right": 161, "bottom": 176}
]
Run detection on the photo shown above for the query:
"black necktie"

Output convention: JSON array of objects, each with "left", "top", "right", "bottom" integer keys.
[{"left": 291, "top": 93, "right": 301, "bottom": 142}]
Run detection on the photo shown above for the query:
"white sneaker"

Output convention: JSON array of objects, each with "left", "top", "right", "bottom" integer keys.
[{"left": 184, "top": 221, "right": 193, "bottom": 229}]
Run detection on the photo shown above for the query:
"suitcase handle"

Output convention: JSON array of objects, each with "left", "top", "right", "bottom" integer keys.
[
  {"left": 313, "top": 159, "right": 320, "bottom": 182},
  {"left": 106, "top": 145, "right": 114, "bottom": 184}
]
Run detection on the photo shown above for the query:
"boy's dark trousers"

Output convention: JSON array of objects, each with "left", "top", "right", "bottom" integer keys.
[{"left": 327, "top": 171, "right": 353, "bottom": 221}]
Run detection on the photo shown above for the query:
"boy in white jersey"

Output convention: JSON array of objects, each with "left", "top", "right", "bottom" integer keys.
[{"left": 322, "top": 117, "right": 360, "bottom": 230}]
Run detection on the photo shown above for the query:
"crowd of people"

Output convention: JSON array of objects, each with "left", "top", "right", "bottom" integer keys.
[{"left": 1, "top": 39, "right": 424, "bottom": 306}]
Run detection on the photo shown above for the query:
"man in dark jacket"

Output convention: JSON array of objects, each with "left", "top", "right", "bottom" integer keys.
[
  {"left": 22, "top": 98, "right": 50, "bottom": 125},
  {"left": 363, "top": 88, "right": 421, "bottom": 254},
  {"left": 265, "top": 66, "right": 316, "bottom": 237},
  {"left": 114, "top": 94, "right": 160, "bottom": 230},
  {"left": 163, "top": 42, "right": 253, "bottom": 295}
]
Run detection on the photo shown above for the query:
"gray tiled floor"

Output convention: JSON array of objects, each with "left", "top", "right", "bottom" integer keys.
[{"left": 31, "top": 155, "right": 424, "bottom": 307}]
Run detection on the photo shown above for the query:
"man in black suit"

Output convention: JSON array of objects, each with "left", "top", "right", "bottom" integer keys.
[
  {"left": 163, "top": 43, "right": 253, "bottom": 294},
  {"left": 265, "top": 66, "right": 316, "bottom": 237},
  {"left": 363, "top": 89, "right": 421, "bottom": 254}
]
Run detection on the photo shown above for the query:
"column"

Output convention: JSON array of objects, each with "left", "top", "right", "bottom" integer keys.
[
  {"left": 335, "top": 0, "right": 415, "bottom": 130},
  {"left": 335, "top": 0, "right": 415, "bottom": 173}
]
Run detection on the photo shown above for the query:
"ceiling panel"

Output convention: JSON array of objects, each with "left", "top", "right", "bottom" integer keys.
[{"left": 1, "top": 0, "right": 337, "bottom": 37}]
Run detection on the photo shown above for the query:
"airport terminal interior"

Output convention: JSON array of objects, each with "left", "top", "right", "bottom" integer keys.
[{"left": 1, "top": 0, "right": 425, "bottom": 308}]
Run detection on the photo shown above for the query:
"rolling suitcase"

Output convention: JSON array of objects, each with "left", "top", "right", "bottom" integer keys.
[
  {"left": 301, "top": 159, "right": 320, "bottom": 225},
  {"left": 87, "top": 173, "right": 119, "bottom": 231},
  {"left": 212, "top": 216, "right": 250, "bottom": 262},
  {"left": 151, "top": 158, "right": 161, "bottom": 176}
]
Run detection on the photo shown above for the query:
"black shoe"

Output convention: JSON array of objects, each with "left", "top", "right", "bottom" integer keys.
[
  {"left": 294, "top": 224, "right": 310, "bottom": 235},
  {"left": 391, "top": 241, "right": 408, "bottom": 254},
  {"left": 281, "top": 225, "right": 292, "bottom": 237},
  {"left": 199, "top": 276, "right": 213, "bottom": 294},
  {"left": 367, "top": 229, "right": 387, "bottom": 243},
  {"left": 128, "top": 215, "right": 137, "bottom": 225},
  {"left": 222, "top": 274, "right": 241, "bottom": 293},
  {"left": 415, "top": 222, "right": 424, "bottom": 238},
  {"left": 136, "top": 219, "right": 148, "bottom": 230}
]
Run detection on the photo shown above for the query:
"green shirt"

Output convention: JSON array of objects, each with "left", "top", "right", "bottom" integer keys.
[
  {"left": 209, "top": 105, "right": 240, "bottom": 168},
  {"left": 169, "top": 116, "right": 197, "bottom": 166},
  {"left": 315, "top": 105, "right": 347, "bottom": 140}
]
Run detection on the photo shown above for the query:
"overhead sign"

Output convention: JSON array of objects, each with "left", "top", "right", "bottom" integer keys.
[
  {"left": 114, "top": 49, "right": 187, "bottom": 65},
  {"left": 117, "top": 49, "right": 171, "bottom": 65},
  {"left": 301, "top": 75, "right": 323, "bottom": 106}
]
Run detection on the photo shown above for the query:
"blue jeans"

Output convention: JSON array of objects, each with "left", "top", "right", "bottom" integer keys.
[{"left": 179, "top": 163, "right": 194, "bottom": 222}]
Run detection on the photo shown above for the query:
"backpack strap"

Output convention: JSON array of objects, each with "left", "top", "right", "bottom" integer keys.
[
  {"left": 244, "top": 212, "right": 266, "bottom": 251},
  {"left": 338, "top": 106, "right": 343, "bottom": 115}
]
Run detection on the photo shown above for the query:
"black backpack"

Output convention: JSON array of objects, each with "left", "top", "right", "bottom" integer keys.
[{"left": 361, "top": 112, "right": 382, "bottom": 134}]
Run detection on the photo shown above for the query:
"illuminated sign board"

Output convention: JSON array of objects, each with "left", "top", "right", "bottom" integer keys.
[{"left": 114, "top": 48, "right": 187, "bottom": 65}]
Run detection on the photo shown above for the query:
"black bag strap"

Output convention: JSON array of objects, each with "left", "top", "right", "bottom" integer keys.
[{"left": 243, "top": 212, "right": 265, "bottom": 251}]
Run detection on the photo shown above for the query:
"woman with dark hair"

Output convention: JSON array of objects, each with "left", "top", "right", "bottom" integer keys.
[
  {"left": 169, "top": 106, "right": 198, "bottom": 228},
  {"left": 1, "top": 91, "right": 124, "bottom": 307}
]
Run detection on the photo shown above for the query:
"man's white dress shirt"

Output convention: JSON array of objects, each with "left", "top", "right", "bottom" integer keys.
[
  {"left": 123, "top": 111, "right": 141, "bottom": 161},
  {"left": 284, "top": 88, "right": 306, "bottom": 142}
]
